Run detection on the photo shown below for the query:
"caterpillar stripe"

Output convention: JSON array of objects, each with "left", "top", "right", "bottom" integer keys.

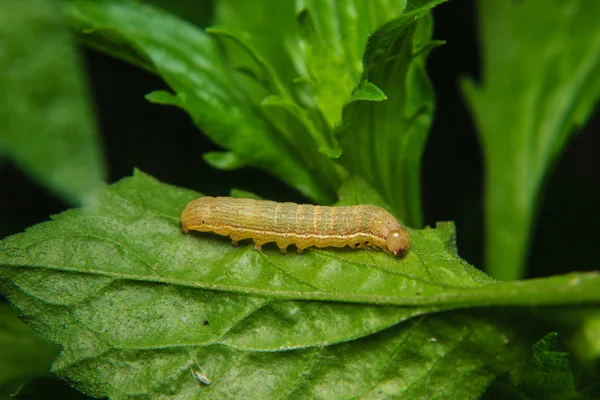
[{"left": 181, "top": 197, "right": 410, "bottom": 255}]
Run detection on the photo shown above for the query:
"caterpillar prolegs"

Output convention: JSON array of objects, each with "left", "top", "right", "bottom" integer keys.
[{"left": 181, "top": 197, "right": 410, "bottom": 255}]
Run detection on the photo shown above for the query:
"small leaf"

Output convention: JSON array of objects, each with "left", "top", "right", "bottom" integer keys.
[
  {"left": 488, "top": 332, "right": 600, "bottom": 400},
  {"left": 348, "top": 81, "right": 388, "bottom": 102},
  {"left": 145, "top": 90, "right": 182, "bottom": 107},
  {"left": 538, "top": 309, "right": 600, "bottom": 391},
  {"left": 525, "top": 333, "right": 580, "bottom": 397},
  {"left": 203, "top": 151, "right": 246, "bottom": 171},
  {"left": 0, "top": 0, "right": 105, "bottom": 206}
]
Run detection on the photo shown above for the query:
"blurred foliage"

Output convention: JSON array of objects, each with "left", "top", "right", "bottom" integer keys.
[
  {"left": 462, "top": 0, "right": 600, "bottom": 281},
  {"left": 0, "top": 304, "right": 59, "bottom": 398},
  {"left": 0, "top": 0, "right": 105, "bottom": 206}
]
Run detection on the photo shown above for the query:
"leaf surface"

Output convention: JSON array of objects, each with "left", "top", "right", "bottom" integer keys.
[{"left": 1, "top": 171, "right": 599, "bottom": 398}]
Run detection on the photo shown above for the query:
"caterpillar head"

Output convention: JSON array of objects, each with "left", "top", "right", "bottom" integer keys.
[
  {"left": 371, "top": 208, "right": 410, "bottom": 255},
  {"left": 386, "top": 228, "right": 410, "bottom": 255}
]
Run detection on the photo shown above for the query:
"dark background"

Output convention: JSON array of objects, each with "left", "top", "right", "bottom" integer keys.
[{"left": 1, "top": 0, "right": 598, "bottom": 278}]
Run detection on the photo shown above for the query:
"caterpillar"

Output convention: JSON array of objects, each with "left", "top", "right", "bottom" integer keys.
[{"left": 181, "top": 197, "right": 410, "bottom": 255}]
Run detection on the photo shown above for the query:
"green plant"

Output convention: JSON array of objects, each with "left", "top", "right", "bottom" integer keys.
[{"left": 0, "top": 0, "right": 599, "bottom": 399}]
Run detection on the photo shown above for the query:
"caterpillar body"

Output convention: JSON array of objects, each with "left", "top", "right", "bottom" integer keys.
[{"left": 181, "top": 197, "right": 410, "bottom": 255}]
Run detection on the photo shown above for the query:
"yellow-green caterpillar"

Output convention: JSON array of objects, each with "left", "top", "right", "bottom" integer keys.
[{"left": 181, "top": 197, "right": 410, "bottom": 255}]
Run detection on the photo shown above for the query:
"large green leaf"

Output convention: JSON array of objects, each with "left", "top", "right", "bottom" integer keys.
[
  {"left": 1, "top": 171, "right": 599, "bottom": 398},
  {"left": 215, "top": 0, "right": 442, "bottom": 226},
  {"left": 3, "top": 171, "right": 600, "bottom": 310},
  {"left": 461, "top": 0, "right": 600, "bottom": 280},
  {"left": 0, "top": 0, "right": 105, "bottom": 206},
  {"left": 63, "top": 0, "right": 343, "bottom": 204},
  {"left": 0, "top": 303, "right": 59, "bottom": 397},
  {"left": 214, "top": 0, "right": 409, "bottom": 148},
  {"left": 336, "top": 2, "right": 445, "bottom": 227}
]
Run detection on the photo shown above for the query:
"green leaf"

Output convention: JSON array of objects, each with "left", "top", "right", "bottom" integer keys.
[
  {"left": 336, "top": 3, "right": 445, "bottom": 228},
  {"left": 488, "top": 332, "right": 600, "bottom": 400},
  {"left": 214, "top": 1, "right": 446, "bottom": 220},
  {"left": 0, "top": 0, "right": 105, "bottom": 206},
  {"left": 524, "top": 333, "right": 579, "bottom": 399},
  {"left": 4, "top": 170, "right": 600, "bottom": 310},
  {"left": 533, "top": 309, "right": 600, "bottom": 391},
  {"left": 292, "top": 0, "right": 408, "bottom": 127},
  {"left": 461, "top": 0, "right": 600, "bottom": 280},
  {"left": 0, "top": 171, "right": 599, "bottom": 397},
  {"left": 204, "top": 22, "right": 343, "bottom": 159},
  {"left": 144, "top": 90, "right": 182, "bottom": 107},
  {"left": 202, "top": 151, "right": 246, "bottom": 171},
  {"left": 348, "top": 81, "right": 388, "bottom": 102},
  {"left": 0, "top": 303, "right": 59, "bottom": 397},
  {"left": 212, "top": 1, "right": 343, "bottom": 158},
  {"left": 64, "top": 0, "right": 343, "bottom": 204}
]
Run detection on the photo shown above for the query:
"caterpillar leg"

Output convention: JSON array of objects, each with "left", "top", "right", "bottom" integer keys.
[
  {"left": 230, "top": 233, "right": 244, "bottom": 247},
  {"left": 296, "top": 245, "right": 306, "bottom": 254},
  {"left": 253, "top": 239, "right": 267, "bottom": 251},
  {"left": 277, "top": 243, "right": 288, "bottom": 254},
  {"left": 182, "top": 224, "right": 189, "bottom": 233}
]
